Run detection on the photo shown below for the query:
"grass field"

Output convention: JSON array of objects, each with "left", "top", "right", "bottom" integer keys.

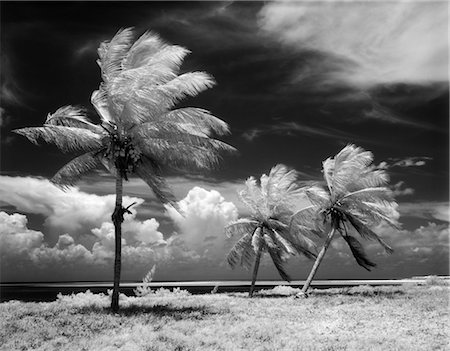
[{"left": 1, "top": 282, "right": 448, "bottom": 351}]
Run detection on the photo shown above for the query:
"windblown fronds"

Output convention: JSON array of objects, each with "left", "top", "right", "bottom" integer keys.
[
  {"left": 225, "top": 219, "right": 258, "bottom": 238},
  {"left": 91, "top": 87, "right": 114, "bottom": 125},
  {"left": 13, "top": 126, "right": 103, "bottom": 153},
  {"left": 14, "top": 27, "right": 234, "bottom": 199},
  {"left": 227, "top": 165, "right": 318, "bottom": 282},
  {"left": 51, "top": 150, "right": 104, "bottom": 189},
  {"left": 161, "top": 108, "right": 230, "bottom": 135},
  {"left": 97, "top": 27, "right": 135, "bottom": 82},
  {"left": 45, "top": 106, "right": 100, "bottom": 132},
  {"left": 306, "top": 144, "right": 399, "bottom": 271},
  {"left": 227, "top": 232, "right": 255, "bottom": 270},
  {"left": 134, "top": 156, "right": 176, "bottom": 205}
]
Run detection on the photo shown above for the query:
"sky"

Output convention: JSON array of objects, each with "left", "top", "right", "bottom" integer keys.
[{"left": 0, "top": 1, "right": 448, "bottom": 283}]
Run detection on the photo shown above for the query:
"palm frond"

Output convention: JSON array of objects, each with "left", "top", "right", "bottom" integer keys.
[
  {"left": 342, "top": 199, "right": 400, "bottom": 229},
  {"left": 290, "top": 205, "right": 317, "bottom": 228},
  {"left": 133, "top": 131, "right": 235, "bottom": 171},
  {"left": 108, "top": 65, "right": 178, "bottom": 121},
  {"left": 239, "top": 177, "right": 265, "bottom": 217},
  {"left": 51, "top": 150, "right": 104, "bottom": 189},
  {"left": 122, "top": 30, "right": 168, "bottom": 70},
  {"left": 13, "top": 126, "right": 103, "bottom": 153},
  {"left": 227, "top": 232, "right": 255, "bottom": 270},
  {"left": 129, "top": 44, "right": 190, "bottom": 73},
  {"left": 344, "top": 213, "right": 394, "bottom": 253},
  {"left": 261, "top": 164, "right": 304, "bottom": 212},
  {"left": 271, "top": 229, "right": 296, "bottom": 256},
  {"left": 351, "top": 168, "right": 389, "bottom": 189},
  {"left": 91, "top": 87, "right": 115, "bottom": 125},
  {"left": 263, "top": 230, "right": 278, "bottom": 250},
  {"left": 134, "top": 156, "right": 176, "bottom": 205},
  {"left": 267, "top": 248, "right": 291, "bottom": 282},
  {"left": 98, "top": 27, "right": 135, "bottom": 82},
  {"left": 251, "top": 227, "right": 264, "bottom": 253},
  {"left": 161, "top": 108, "right": 230, "bottom": 136},
  {"left": 225, "top": 219, "right": 259, "bottom": 238},
  {"left": 341, "top": 234, "right": 376, "bottom": 271},
  {"left": 45, "top": 106, "right": 100, "bottom": 132},
  {"left": 267, "top": 218, "right": 289, "bottom": 231},
  {"left": 328, "top": 144, "right": 375, "bottom": 198},
  {"left": 277, "top": 227, "right": 317, "bottom": 260},
  {"left": 305, "top": 185, "right": 330, "bottom": 207},
  {"left": 322, "top": 157, "right": 335, "bottom": 193},
  {"left": 340, "top": 187, "right": 394, "bottom": 203},
  {"left": 158, "top": 72, "right": 216, "bottom": 103}
]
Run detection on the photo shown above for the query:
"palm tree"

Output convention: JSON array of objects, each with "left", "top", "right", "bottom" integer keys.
[
  {"left": 13, "top": 28, "right": 235, "bottom": 312},
  {"left": 225, "top": 164, "right": 318, "bottom": 297},
  {"left": 300, "top": 144, "right": 399, "bottom": 295}
]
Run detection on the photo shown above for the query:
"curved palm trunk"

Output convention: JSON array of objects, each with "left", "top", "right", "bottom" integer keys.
[
  {"left": 302, "top": 227, "right": 336, "bottom": 294},
  {"left": 249, "top": 248, "right": 262, "bottom": 298},
  {"left": 111, "top": 172, "right": 123, "bottom": 312}
]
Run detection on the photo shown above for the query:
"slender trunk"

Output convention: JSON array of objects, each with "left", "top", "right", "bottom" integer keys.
[
  {"left": 111, "top": 173, "right": 123, "bottom": 312},
  {"left": 302, "top": 227, "right": 336, "bottom": 294},
  {"left": 249, "top": 248, "right": 263, "bottom": 298}
]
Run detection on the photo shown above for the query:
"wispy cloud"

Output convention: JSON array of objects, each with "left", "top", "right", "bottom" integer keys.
[
  {"left": 399, "top": 201, "right": 449, "bottom": 222},
  {"left": 0, "top": 53, "right": 24, "bottom": 106},
  {"left": 242, "top": 121, "right": 352, "bottom": 142},
  {"left": 391, "top": 181, "right": 415, "bottom": 197},
  {"left": 378, "top": 156, "right": 432, "bottom": 170},
  {"left": 258, "top": 1, "right": 448, "bottom": 88}
]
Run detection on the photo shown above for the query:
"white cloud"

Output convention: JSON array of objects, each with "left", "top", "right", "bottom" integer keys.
[
  {"left": 241, "top": 121, "right": 351, "bottom": 142},
  {"left": 0, "top": 185, "right": 242, "bottom": 281},
  {"left": 387, "top": 222, "right": 449, "bottom": 258},
  {"left": 0, "top": 211, "right": 168, "bottom": 280},
  {"left": 391, "top": 181, "right": 415, "bottom": 197},
  {"left": 0, "top": 212, "right": 44, "bottom": 255},
  {"left": 377, "top": 156, "right": 432, "bottom": 170},
  {"left": 0, "top": 176, "right": 144, "bottom": 241},
  {"left": 165, "top": 187, "right": 238, "bottom": 258},
  {"left": 399, "top": 201, "right": 449, "bottom": 222},
  {"left": 258, "top": 1, "right": 448, "bottom": 87}
]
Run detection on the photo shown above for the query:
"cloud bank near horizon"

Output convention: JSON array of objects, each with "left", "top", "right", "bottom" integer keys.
[{"left": 0, "top": 175, "right": 448, "bottom": 281}]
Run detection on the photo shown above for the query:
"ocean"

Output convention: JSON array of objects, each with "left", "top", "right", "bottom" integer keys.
[{"left": 0, "top": 279, "right": 422, "bottom": 302}]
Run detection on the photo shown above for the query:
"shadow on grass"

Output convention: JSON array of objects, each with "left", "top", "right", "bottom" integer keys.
[
  {"left": 310, "top": 288, "right": 406, "bottom": 298},
  {"left": 251, "top": 287, "right": 407, "bottom": 299},
  {"left": 76, "top": 304, "right": 218, "bottom": 319}
]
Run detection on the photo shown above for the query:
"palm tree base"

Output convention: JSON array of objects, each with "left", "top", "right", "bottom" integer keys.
[{"left": 294, "top": 291, "right": 308, "bottom": 299}]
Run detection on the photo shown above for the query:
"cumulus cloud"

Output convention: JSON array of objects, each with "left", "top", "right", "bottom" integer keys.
[
  {"left": 0, "top": 210, "right": 169, "bottom": 281},
  {"left": 0, "top": 176, "right": 144, "bottom": 242},
  {"left": 165, "top": 187, "right": 238, "bottom": 259},
  {"left": 0, "top": 185, "right": 243, "bottom": 281},
  {"left": 258, "top": 1, "right": 448, "bottom": 87},
  {"left": 0, "top": 212, "right": 44, "bottom": 255}
]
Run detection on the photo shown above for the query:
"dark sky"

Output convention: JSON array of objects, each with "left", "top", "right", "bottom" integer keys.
[{"left": 1, "top": 1, "right": 448, "bottom": 283}]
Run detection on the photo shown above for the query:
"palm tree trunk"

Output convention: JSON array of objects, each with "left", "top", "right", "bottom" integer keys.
[
  {"left": 302, "top": 227, "right": 336, "bottom": 294},
  {"left": 249, "top": 248, "right": 262, "bottom": 298},
  {"left": 111, "top": 172, "right": 123, "bottom": 312}
]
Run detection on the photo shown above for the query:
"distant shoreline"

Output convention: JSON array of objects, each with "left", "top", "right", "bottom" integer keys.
[
  {"left": 2, "top": 276, "right": 448, "bottom": 302},
  {"left": 2, "top": 276, "right": 448, "bottom": 288}
]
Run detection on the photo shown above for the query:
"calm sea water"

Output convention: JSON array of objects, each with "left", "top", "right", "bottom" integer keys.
[{"left": 0, "top": 279, "right": 419, "bottom": 302}]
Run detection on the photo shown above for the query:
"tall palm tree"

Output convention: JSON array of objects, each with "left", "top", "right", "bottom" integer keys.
[
  {"left": 225, "top": 164, "right": 318, "bottom": 297},
  {"left": 300, "top": 144, "right": 399, "bottom": 295},
  {"left": 13, "top": 28, "right": 235, "bottom": 312}
]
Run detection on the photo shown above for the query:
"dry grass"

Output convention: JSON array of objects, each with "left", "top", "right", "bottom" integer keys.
[{"left": 0, "top": 284, "right": 448, "bottom": 351}]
